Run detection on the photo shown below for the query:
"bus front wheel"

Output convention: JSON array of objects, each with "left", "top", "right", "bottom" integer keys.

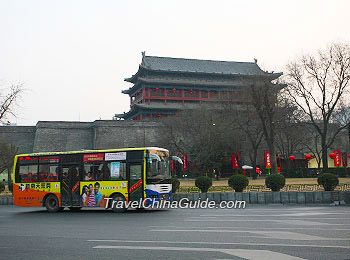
[
  {"left": 45, "top": 194, "right": 60, "bottom": 213},
  {"left": 110, "top": 194, "right": 127, "bottom": 213}
]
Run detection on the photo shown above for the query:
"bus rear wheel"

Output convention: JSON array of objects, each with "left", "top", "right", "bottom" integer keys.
[
  {"left": 110, "top": 194, "right": 127, "bottom": 213},
  {"left": 45, "top": 194, "right": 60, "bottom": 213}
]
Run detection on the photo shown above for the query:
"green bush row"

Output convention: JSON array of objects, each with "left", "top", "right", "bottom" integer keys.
[{"left": 171, "top": 172, "right": 340, "bottom": 193}]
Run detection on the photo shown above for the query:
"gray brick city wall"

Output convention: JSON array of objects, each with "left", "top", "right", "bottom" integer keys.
[
  {"left": 33, "top": 121, "right": 94, "bottom": 152},
  {"left": 0, "top": 120, "right": 163, "bottom": 153},
  {"left": 93, "top": 120, "right": 162, "bottom": 149},
  {"left": 0, "top": 126, "right": 36, "bottom": 154}
]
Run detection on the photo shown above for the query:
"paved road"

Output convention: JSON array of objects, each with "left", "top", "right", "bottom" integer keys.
[{"left": 0, "top": 205, "right": 350, "bottom": 259}]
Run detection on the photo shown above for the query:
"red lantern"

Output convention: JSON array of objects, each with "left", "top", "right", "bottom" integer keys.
[
  {"left": 329, "top": 153, "right": 336, "bottom": 159},
  {"left": 155, "top": 88, "right": 160, "bottom": 91},
  {"left": 157, "top": 114, "right": 162, "bottom": 117},
  {"left": 189, "top": 89, "right": 194, "bottom": 93},
  {"left": 305, "top": 154, "right": 312, "bottom": 160},
  {"left": 172, "top": 88, "right": 177, "bottom": 92},
  {"left": 137, "top": 90, "right": 142, "bottom": 94},
  {"left": 289, "top": 155, "right": 295, "bottom": 161}
]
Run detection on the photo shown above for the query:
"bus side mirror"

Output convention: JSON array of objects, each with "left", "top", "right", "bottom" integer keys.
[{"left": 172, "top": 156, "right": 183, "bottom": 164}]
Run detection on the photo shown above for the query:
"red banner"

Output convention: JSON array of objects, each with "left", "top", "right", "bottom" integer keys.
[
  {"left": 129, "top": 180, "right": 143, "bottom": 194},
  {"left": 171, "top": 160, "right": 175, "bottom": 171},
  {"left": 72, "top": 182, "right": 79, "bottom": 193},
  {"left": 264, "top": 151, "right": 271, "bottom": 168},
  {"left": 232, "top": 153, "right": 239, "bottom": 169},
  {"left": 342, "top": 152, "right": 348, "bottom": 167},
  {"left": 83, "top": 153, "right": 104, "bottom": 162},
  {"left": 183, "top": 154, "right": 188, "bottom": 171},
  {"left": 334, "top": 150, "right": 341, "bottom": 167}
]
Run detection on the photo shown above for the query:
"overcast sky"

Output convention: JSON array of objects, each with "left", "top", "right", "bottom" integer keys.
[{"left": 1, "top": 0, "right": 349, "bottom": 126}]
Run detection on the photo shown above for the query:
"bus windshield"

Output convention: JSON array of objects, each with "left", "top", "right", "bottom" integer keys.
[{"left": 146, "top": 150, "right": 170, "bottom": 181}]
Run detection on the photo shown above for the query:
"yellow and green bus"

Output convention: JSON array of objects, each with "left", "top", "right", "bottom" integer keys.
[{"left": 12, "top": 147, "right": 180, "bottom": 212}]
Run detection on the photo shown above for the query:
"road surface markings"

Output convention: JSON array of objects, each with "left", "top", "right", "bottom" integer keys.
[
  {"left": 88, "top": 239, "right": 350, "bottom": 249},
  {"left": 149, "top": 229, "right": 350, "bottom": 240},
  {"left": 148, "top": 225, "right": 350, "bottom": 230},
  {"left": 199, "top": 212, "right": 348, "bottom": 217},
  {"left": 185, "top": 218, "right": 350, "bottom": 225},
  {"left": 92, "top": 245, "right": 306, "bottom": 260}
]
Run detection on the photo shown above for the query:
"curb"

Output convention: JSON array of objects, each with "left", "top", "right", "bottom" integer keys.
[
  {"left": 172, "top": 191, "right": 350, "bottom": 205},
  {"left": 0, "top": 196, "right": 13, "bottom": 205}
]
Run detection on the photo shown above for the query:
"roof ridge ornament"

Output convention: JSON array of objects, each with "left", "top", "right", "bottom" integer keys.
[{"left": 141, "top": 51, "right": 146, "bottom": 66}]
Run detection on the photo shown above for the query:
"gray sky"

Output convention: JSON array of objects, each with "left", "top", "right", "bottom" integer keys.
[{"left": 1, "top": 0, "right": 349, "bottom": 125}]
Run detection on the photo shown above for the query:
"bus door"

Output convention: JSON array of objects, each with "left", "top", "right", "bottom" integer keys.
[
  {"left": 60, "top": 164, "right": 81, "bottom": 207},
  {"left": 128, "top": 163, "right": 143, "bottom": 202}
]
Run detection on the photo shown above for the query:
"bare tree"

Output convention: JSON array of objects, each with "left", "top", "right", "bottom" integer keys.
[
  {"left": 0, "top": 142, "right": 18, "bottom": 185},
  {"left": 220, "top": 100, "right": 264, "bottom": 179},
  {"left": 0, "top": 84, "right": 23, "bottom": 124},
  {"left": 285, "top": 43, "right": 350, "bottom": 169},
  {"left": 159, "top": 107, "right": 242, "bottom": 177},
  {"left": 333, "top": 104, "right": 350, "bottom": 151},
  {"left": 275, "top": 104, "right": 307, "bottom": 165},
  {"left": 302, "top": 126, "right": 323, "bottom": 168},
  {"left": 246, "top": 77, "right": 284, "bottom": 174}
]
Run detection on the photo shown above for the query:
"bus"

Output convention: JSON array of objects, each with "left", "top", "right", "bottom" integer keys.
[{"left": 12, "top": 147, "right": 182, "bottom": 212}]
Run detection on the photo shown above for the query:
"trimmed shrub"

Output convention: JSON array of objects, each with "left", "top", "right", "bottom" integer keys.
[
  {"left": 195, "top": 176, "right": 212, "bottom": 193},
  {"left": 171, "top": 178, "right": 180, "bottom": 193},
  {"left": 228, "top": 174, "right": 249, "bottom": 192},
  {"left": 317, "top": 173, "right": 339, "bottom": 191},
  {"left": 265, "top": 174, "right": 286, "bottom": 192},
  {"left": 0, "top": 182, "right": 5, "bottom": 193}
]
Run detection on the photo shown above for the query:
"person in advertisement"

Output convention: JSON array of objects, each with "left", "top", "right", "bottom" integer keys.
[
  {"left": 87, "top": 184, "right": 96, "bottom": 207},
  {"left": 81, "top": 185, "right": 89, "bottom": 206},
  {"left": 94, "top": 182, "right": 102, "bottom": 207}
]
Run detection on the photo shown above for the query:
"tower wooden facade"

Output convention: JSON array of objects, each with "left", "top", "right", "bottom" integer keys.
[{"left": 116, "top": 53, "right": 282, "bottom": 120}]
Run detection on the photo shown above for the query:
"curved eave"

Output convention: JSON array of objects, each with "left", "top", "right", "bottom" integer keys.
[
  {"left": 124, "top": 65, "right": 148, "bottom": 83},
  {"left": 277, "top": 83, "right": 287, "bottom": 90},
  {"left": 270, "top": 72, "right": 283, "bottom": 80}
]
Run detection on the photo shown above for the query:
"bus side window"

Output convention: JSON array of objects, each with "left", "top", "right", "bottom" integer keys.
[
  {"left": 38, "top": 156, "right": 60, "bottom": 182},
  {"left": 39, "top": 164, "right": 59, "bottom": 182},
  {"left": 18, "top": 165, "right": 38, "bottom": 183},
  {"left": 83, "top": 162, "right": 104, "bottom": 181},
  {"left": 130, "top": 164, "right": 142, "bottom": 180},
  {"left": 120, "top": 163, "right": 127, "bottom": 180},
  {"left": 103, "top": 163, "right": 110, "bottom": 180},
  {"left": 108, "top": 162, "right": 126, "bottom": 180}
]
